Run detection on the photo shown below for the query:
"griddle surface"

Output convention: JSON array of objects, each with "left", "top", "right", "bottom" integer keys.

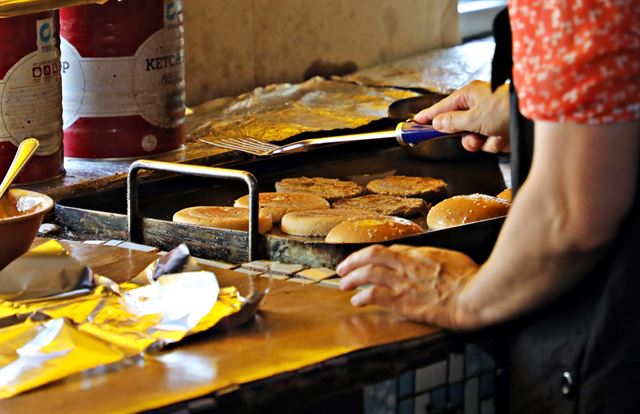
[{"left": 60, "top": 142, "right": 505, "bottom": 220}]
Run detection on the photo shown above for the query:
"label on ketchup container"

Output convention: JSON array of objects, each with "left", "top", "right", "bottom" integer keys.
[
  {"left": 60, "top": 0, "right": 185, "bottom": 158},
  {"left": 61, "top": 6, "right": 184, "bottom": 129},
  {"left": 0, "top": 16, "right": 63, "bottom": 156}
]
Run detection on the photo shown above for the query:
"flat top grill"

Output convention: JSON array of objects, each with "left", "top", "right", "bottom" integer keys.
[{"left": 56, "top": 141, "right": 506, "bottom": 267}]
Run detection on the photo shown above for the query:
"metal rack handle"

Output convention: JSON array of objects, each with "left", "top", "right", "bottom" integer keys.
[{"left": 127, "top": 160, "right": 260, "bottom": 261}]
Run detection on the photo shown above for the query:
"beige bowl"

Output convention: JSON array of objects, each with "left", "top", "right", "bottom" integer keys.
[{"left": 0, "top": 189, "right": 54, "bottom": 270}]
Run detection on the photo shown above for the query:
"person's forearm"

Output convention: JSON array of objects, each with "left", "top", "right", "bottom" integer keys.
[
  {"left": 454, "top": 121, "right": 640, "bottom": 330},
  {"left": 455, "top": 179, "right": 607, "bottom": 329}
]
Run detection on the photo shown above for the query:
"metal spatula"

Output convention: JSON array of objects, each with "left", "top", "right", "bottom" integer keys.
[{"left": 199, "top": 121, "right": 457, "bottom": 156}]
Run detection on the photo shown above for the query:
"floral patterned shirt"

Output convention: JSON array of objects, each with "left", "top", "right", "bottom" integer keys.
[{"left": 509, "top": 0, "right": 640, "bottom": 124}]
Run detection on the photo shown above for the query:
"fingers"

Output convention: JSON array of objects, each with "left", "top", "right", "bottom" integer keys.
[
  {"left": 431, "top": 110, "right": 476, "bottom": 133},
  {"left": 336, "top": 245, "right": 405, "bottom": 276},
  {"left": 413, "top": 80, "right": 490, "bottom": 124},
  {"left": 351, "top": 286, "right": 459, "bottom": 328},
  {"left": 350, "top": 285, "right": 395, "bottom": 307},
  {"left": 461, "top": 134, "right": 485, "bottom": 152},
  {"left": 462, "top": 135, "right": 509, "bottom": 153},
  {"left": 338, "top": 263, "right": 397, "bottom": 291},
  {"left": 387, "top": 244, "right": 412, "bottom": 253},
  {"left": 481, "top": 136, "right": 509, "bottom": 153},
  {"left": 413, "top": 90, "right": 469, "bottom": 124}
]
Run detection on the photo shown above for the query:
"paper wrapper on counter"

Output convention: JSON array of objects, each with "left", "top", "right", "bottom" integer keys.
[
  {"left": 0, "top": 244, "right": 260, "bottom": 399},
  {"left": 0, "top": 240, "right": 93, "bottom": 301},
  {"left": 40, "top": 271, "right": 222, "bottom": 352},
  {"left": 130, "top": 243, "right": 200, "bottom": 285},
  {"left": 128, "top": 243, "right": 267, "bottom": 334},
  {"left": 0, "top": 318, "right": 127, "bottom": 400}
]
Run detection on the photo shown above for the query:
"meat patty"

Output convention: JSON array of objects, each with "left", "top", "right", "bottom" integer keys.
[
  {"left": 366, "top": 175, "right": 447, "bottom": 201},
  {"left": 275, "top": 176, "right": 364, "bottom": 202},
  {"left": 332, "top": 194, "right": 430, "bottom": 217}
]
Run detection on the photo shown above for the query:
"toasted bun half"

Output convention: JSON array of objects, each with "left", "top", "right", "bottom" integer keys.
[
  {"left": 281, "top": 208, "right": 381, "bottom": 237},
  {"left": 427, "top": 194, "right": 510, "bottom": 230},
  {"left": 325, "top": 216, "right": 424, "bottom": 243},
  {"left": 366, "top": 175, "right": 448, "bottom": 201},
  {"left": 496, "top": 188, "right": 512, "bottom": 202},
  {"left": 275, "top": 177, "right": 364, "bottom": 202},
  {"left": 332, "top": 194, "right": 429, "bottom": 217},
  {"left": 388, "top": 244, "right": 478, "bottom": 282},
  {"left": 173, "top": 206, "right": 273, "bottom": 233},
  {"left": 234, "top": 192, "right": 329, "bottom": 223}
]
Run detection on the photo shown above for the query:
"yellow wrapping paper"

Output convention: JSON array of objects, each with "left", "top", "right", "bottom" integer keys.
[
  {"left": 0, "top": 0, "right": 108, "bottom": 17},
  {"left": 0, "top": 318, "right": 127, "bottom": 399},
  {"left": 0, "top": 240, "right": 93, "bottom": 302},
  {"left": 0, "top": 243, "right": 252, "bottom": 399},
  {"left": 0, "top": 281, "right": 245, "bottom": 399}
]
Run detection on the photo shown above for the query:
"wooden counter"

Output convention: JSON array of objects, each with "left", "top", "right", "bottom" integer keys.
[{"left": 0, "top": 239, "right": 454, "bottom": 413}]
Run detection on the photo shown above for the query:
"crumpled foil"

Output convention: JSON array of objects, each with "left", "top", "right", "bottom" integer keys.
[
  {"left": 338, "top": 39, "right": 495, "bottom": 95},
  {"left": 187, "top": 76, "right": 418, "bottom": 143},
  {"left": 130, "top": 243, "right": 200, "bottom": 285},
  {"left": 0, "top": 240, "right": 94, "bottom": 302},
  {"left": 0, "top": 0, "right": 107, "bottom": 17},
  {"left": 0, "top": 243, "right": 256, "bottom": 399},
  {"left": 0, "top": 318, "right": 127, "bottom": 399}
]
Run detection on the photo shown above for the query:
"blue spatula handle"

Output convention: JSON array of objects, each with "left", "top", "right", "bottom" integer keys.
[{"left": 395, "top": 121, "right": 458, "bottom": 146}]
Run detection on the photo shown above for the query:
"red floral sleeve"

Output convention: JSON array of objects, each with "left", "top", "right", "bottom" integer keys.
[{"left": 509, "top": 0, "right": 640, "bottom": 124}]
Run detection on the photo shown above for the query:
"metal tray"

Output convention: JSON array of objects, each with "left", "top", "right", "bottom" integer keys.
[{"left": 55, "top": 141, "right": 506, "bottom": 267}]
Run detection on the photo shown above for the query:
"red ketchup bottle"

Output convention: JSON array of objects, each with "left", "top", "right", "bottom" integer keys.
[
  {"left": 60, "top": 0, "right": 186, "bottom": 159},
  {"left": 0, "top": 11, "right": 64, "bottom": 183}
]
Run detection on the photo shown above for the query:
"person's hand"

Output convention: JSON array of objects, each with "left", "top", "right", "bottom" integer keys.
[
  {"left": 413, "top": 80, "right": 510, "bottom": 153},
  {"left": 337, "top": 245, "right": 475, "bottom": 331}
]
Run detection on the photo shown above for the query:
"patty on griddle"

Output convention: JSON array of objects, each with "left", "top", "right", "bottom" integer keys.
[
  {"left": 331, "top": 194, "right": 429, "bottom": 217},
  {"left": 275, "top": 176, "right": 364, "bottom": 202},
  {"left": 366, "top": 175, "right": 448, "bottom": 201}
]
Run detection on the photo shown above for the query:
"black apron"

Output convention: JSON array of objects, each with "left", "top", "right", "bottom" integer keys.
[{"left": 491, "top": 9, "right": 640, "bottom": 413}]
